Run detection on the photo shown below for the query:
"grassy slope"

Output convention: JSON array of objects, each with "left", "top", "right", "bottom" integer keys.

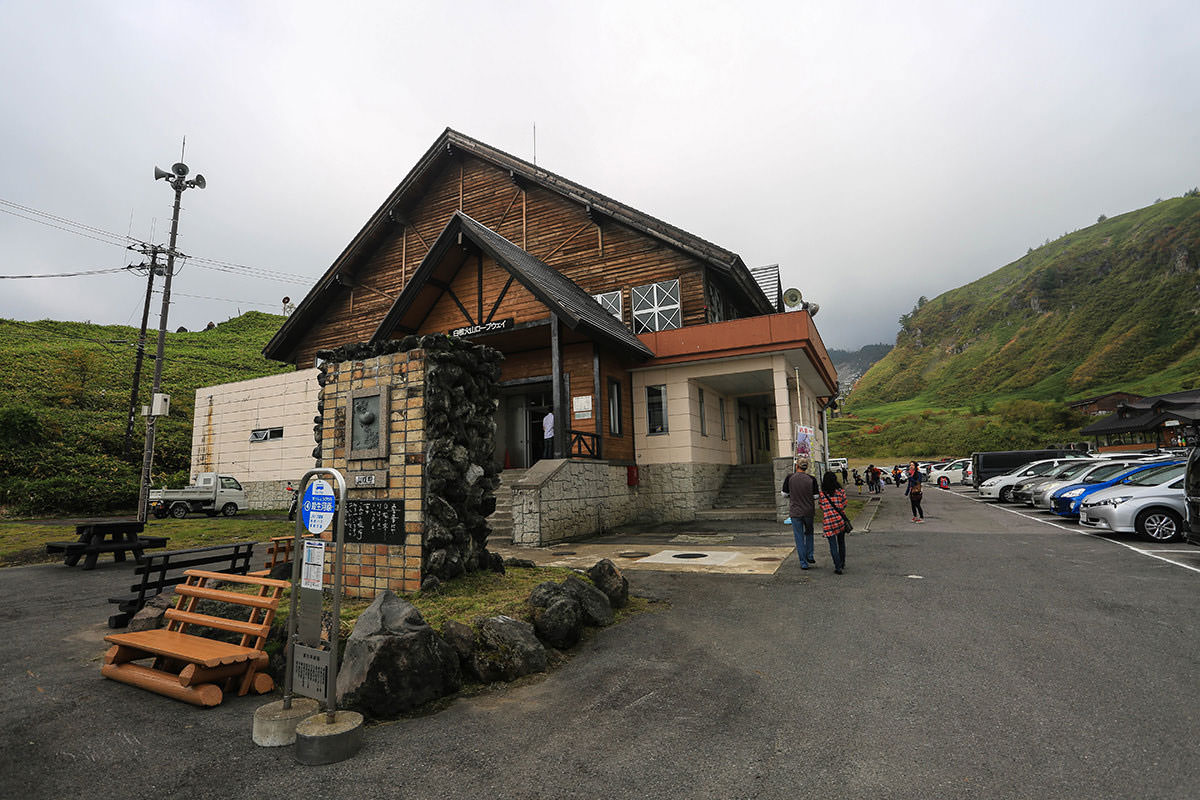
[
  {"left": 834, "top": 197, "right": 1200, "bottom": 457},
  {"left": 0, "top": 311, "right": 292, "bottom": 516}
]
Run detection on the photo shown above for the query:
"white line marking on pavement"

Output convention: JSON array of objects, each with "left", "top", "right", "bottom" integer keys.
[{"left": 942, "top": 489, "right": 1200, "bottom": 574}]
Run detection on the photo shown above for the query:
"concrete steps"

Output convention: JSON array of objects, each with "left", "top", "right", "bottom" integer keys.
[
  {"left": 711, "top": 463, "right": 775, "bottom": 508},
  {"left": 488, "top": 468, "right": 526, "bottom": 544}
]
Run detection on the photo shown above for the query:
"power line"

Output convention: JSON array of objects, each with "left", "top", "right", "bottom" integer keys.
[
  {"left": 187, "top": 258, "right": 315, "bottom": 285},
  {"left": 0, "top": 197, "right": 139, "bottom": 244},
  {"left": 0, "top": 266, "right": 132, "bottom": 279},
  {"left": 153, "top": 289, "right": 280, "bottom": 308}
]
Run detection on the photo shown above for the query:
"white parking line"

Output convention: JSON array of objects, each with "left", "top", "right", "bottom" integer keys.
[{"left": 942, "top": 489, "right": 1200, "bottom": 574}]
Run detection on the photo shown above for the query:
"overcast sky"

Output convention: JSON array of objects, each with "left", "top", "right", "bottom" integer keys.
[{"left": 2, "top": 1, "right": 1198, "bottom": 351}]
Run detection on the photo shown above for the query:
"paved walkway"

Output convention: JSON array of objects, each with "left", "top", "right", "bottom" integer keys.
[{"left": 2, "top": 485, "right": 1197, "bottom": 798}]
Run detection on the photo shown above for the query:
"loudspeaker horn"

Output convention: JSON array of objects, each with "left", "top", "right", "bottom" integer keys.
[
  {"left": 154, "top": 166, "right": 172, "bottom": 181},
  {"left": 171, "top": 162, "right": 189, "bottom": 177},
  {"left": 192, "top": 174, "right": 206, "bottom": 189},
  {"left": 783, "top": 287, "right": 803, "bottom": 308}
]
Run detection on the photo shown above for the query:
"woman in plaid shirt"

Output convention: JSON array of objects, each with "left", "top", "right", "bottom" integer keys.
[{"left": 819, "top": 471, "right": 849, "bottom": 575}]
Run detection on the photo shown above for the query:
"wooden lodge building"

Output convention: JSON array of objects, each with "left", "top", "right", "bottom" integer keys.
[{"left": 193, "top": 129, "right": 838, "bottom": 544}]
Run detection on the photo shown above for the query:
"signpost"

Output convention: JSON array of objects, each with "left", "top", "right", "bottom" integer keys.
[{"left": 276, "top": 467, "right": 364, "bottom": 764}]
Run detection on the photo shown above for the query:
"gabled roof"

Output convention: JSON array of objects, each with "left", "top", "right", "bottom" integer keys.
[
  {"left": 371, "top": 212, "right": 653, "bottom": 359},
  {"left": 264, "top": 127, "right": 773, "bottom": 362}
]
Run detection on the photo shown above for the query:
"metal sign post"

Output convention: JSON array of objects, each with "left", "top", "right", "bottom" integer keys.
[{"left": 283, "top": 468, "right": 347, "bottom": 722}]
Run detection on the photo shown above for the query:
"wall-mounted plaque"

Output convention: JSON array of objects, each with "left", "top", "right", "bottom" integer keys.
[
  {"left": 347, "top": 387, "right": 389, "bottom": 460},
  {"left": 572, "top": 394, "right": 593, "bottom": 420},
  {"left": 344, "top": 500, "right": 405, "bottom": 545},
  {"left": 349, "top": 470, "right": 388, "bottom": 489}
]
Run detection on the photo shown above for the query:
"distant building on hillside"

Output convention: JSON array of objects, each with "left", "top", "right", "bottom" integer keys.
[
  {"left": 1067, "top": 391, "right": 1143, "bottom": 417},
  {"left": 1080, "top": 389, "right": 1200, "bottom": 451}
]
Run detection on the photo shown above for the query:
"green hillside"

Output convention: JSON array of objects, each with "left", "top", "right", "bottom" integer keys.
[
  {"left": 0, "top": 312, "right": 292, "bottom": 516},
  {"left": 834, "top": 196, "right": 1200, "bottom": 457}
]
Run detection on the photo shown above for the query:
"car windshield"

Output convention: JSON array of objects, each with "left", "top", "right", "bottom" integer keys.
[
  {"left": 1082, "top": 463, "right": 1134, "bottom": 483},
  {"left": 1020, "top": 462, "right": 1060, "bottom": 477},
  {"left": 1123, "top": 463, "right": 1185, "bottom": 486},
  {"left": 1055, "top": 461, "right": 1099, "bottom": 479}
]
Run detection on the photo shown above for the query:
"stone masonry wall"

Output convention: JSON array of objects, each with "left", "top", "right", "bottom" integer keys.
[
  {"left": 510, "top": 460, "right": 730, "bottom": 545},
  {"left": 317, "top": 349, "right": 426, "bottom": 597}
]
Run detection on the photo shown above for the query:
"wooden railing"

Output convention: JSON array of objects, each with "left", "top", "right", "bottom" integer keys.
[{"left": 568, "top": 430, "right": 602, "bottom": 459}]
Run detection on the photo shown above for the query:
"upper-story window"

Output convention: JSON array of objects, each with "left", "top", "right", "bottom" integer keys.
[
  {"left": 632, "top": 279, "right": 681, "bottom": 333},
  {"left": 249, "top": 427, "right": 283, "bottom": 442},
  {"left": 593, "top": 290, "right": 623, "bottom": 321},
  {"left": 707, "top": 282, "right": 725, "bottom": 323}
]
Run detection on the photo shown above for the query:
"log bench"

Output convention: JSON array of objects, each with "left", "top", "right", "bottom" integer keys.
[
  {"left": 107, "top": 541, "right": 258, "bottom": 628},
  {"left": 101, "top": 569, "right": 289, "bottom": 707},
  {"left": 45, "top": 520, "right": 167, "bottom": 570}
]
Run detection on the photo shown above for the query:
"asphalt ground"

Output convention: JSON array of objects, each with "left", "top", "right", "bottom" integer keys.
[{"left": 1, "top": 485, "right": 1197, "bottom": 799}]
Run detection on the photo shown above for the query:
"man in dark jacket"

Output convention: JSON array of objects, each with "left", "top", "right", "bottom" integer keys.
[{"left": 787, "top": 460, "right": 818, "bottom": 568}]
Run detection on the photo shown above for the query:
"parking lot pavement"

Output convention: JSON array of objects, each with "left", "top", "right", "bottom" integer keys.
[
  {"left": 939, "top": 483, "right": 1200, "bottom": 574},
  {"left": 3, "top": 489, "right": 1199, "bottom": 799}
]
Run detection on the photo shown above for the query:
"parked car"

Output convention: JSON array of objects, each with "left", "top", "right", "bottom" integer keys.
[
  {"left": 928, "top": 458, "right": 970, "bottom": 488},
  {"left": 149, "top": 472, "right": 247, "bottom": 518},
  {"left": 1050, "top": 461, "right": 1182, "bottom": 518},
  {"left": 970, "top": 449, "right": 1088, "bottom": 489},
  {"left": 1016, "top": 458, "right": 1144, "bottom": 506},
  {"left": 1186, "top": 447, "right": 1200, "bottom": 546},
  {"left": 978, "top": 457, "right": 1089, "bottom": 503},
  {"left": 1032, "top": 459, "right": 1148, "bottom": 511},
  {"left": 1078, "top": 463, "right": 1188, "bottom": 541}
]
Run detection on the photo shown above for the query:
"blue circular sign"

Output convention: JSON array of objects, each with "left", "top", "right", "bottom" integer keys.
[{"left": 301, "top": 479, "right": 336, "bottom": 534}]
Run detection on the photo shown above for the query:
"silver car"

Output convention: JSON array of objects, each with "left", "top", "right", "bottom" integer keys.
[{"left": 1078, "top": 463, "right": 1187, "bottom": 541}]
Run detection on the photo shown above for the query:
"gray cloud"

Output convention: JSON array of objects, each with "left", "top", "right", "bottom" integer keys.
[{"left": 2, "top": 0, "right": 1198, "bottom": 350}]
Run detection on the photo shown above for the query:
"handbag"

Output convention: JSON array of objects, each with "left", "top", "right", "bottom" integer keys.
[{"left": 821, "top": 492, "right": 854, "bottom": 532}]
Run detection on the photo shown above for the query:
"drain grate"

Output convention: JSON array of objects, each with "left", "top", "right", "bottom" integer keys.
[
  {"left": 672, "top": 552, "right": 708, "bottom": 559},
  {"left": 550, "top": 550, "right": 577, "bottom": 556},
  {"left": 618, "top": 551, "right": 651, "bottom": 558},
  {"left": 753, "top": 556, "right": 781, "bottom": 562}
]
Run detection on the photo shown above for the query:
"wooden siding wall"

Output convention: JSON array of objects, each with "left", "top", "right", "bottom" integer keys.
[
  {"left": 290, "top": 156, "right": 721, "bottom": 367},
  {"left": 420, "top": 253, "right": 547, "bottom": 333}
]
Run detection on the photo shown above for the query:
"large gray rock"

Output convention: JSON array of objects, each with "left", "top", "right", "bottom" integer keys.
[
  {"left": 470, "top": 615, "right": 547, "bottom": 682},
  {"left": 561, "top": 575, "right": 614, "bottom": 627},
  {"left": 127, "top": 593, "right": 173, "bottom": 632},
  {"left": 441, "top": 619, "right": 476, "bottom": 664},
  {"left": 336, "top": 591, "right": 462, "bottom": 719},
  {"left": 587, "top": 559, "right": 629, "bottom": 608},
  {"left": 531, "top": 596, "right": 583, "bottom": 649}
]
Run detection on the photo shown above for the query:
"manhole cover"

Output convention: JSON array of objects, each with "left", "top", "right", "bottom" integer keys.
[
  {"left": 672, "top": 552, "right": 708, "bottom": 559},
  {"left": 550, "top": 550, "right": 576, "bottom": 556},
  {"left": 618, "top": 551, "right": 651, "bottom": 558},
  {"left": 753, "top": 556, "right": 781, "bottom": 562}
]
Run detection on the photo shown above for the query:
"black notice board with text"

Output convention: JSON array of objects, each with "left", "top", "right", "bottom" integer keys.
[{"left": 344, "top": 500, "right": 405, "bottom": 545}]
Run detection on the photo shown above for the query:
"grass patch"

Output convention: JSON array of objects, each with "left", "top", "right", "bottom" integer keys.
[{"left": 0, "top": 515, "right": 292, "bottom": 567}]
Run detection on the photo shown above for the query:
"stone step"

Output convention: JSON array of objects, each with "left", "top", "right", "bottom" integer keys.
[{"left": 694, "top": 507, "right": 777, "bottom": 521}]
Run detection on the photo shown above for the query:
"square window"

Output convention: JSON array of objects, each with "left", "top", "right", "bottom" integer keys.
[
  {"left": 593, "top": 290, "right": 623, "bottom": 321},
  {"left": 647, "top": 385, "right": 667, "bottom": 434},
  {"left": 632, "top": 279, "right": 682, "bottom": 333}
]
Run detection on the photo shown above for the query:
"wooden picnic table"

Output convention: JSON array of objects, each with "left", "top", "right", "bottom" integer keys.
[{"left": 44, "top": 520, "right": 168, "bottom": 570}]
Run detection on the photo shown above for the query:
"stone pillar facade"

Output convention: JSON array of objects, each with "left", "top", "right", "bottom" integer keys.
[{"left": 318, "top": 349, "right": 426, "bottom": 597}]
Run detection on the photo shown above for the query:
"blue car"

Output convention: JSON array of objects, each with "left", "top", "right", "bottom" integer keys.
[{"left": 1050, "top": 460, "right": 1183, "bottom": 518}]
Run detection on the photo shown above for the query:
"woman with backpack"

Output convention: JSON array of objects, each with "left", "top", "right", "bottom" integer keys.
[
  {"left": 905, "top": 460, "right": 925, "bottom": 523},
  {"left": 818, "top": 471, "right": 849, "bottom": 574}
]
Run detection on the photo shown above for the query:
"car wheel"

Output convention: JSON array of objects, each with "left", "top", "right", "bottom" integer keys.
[
  {"left": 999, "top": 486, "right": 1013, "bottom": 503},
  {"left": 221, "top": 503, "right": 238, "bottom": 517},
  {"left": 1136, "top": 508, "right": 1182, "bottom": 542},
  {"left": 169, "top": 502, "right": 189, "bottom": 519}
]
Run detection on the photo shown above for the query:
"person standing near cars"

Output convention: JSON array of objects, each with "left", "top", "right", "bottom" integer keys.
[
  {"left": 905, "top": 460, "right": 925, "bottom": 523},
  {"left": 788, "top": 460, "right": 818, "bottom": 568},
  {"left": 819, "top": 470, "right": 849, "bottom": 574}
]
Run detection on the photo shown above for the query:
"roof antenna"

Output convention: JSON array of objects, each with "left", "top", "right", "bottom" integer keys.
[{"left": 532, "top": 122, "right": 537, "bottom": 166}]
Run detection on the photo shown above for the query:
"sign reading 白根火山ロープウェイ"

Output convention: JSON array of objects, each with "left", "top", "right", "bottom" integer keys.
[
  {"left": 449, "top": 318, "right": 513, "bottom": 338},
  {"left": 301, "top": 479, "right": 336, "bottom": 534}
]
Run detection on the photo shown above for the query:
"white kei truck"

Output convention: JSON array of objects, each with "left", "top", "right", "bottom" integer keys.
[{"left": 149, "top": 473, "right": 247, "bottom": 518}]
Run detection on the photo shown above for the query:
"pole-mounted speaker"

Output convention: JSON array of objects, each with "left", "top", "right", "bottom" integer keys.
[
  {"left": 783, "top": 287, "right": 803, "bottom": 309},
  {"left": 153, "top": 166, "right": 172, "bottom": 181}
]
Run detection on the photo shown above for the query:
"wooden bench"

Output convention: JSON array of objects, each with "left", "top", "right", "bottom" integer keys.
[
  {"left": 101, "top": 569, "right": 289, "bottom": 707},
  {"left": 45, "top": 520, "right": 167, "bottom": 570},
  {"left": 107, "top": 541, "right": 258, "bottom": 628}
]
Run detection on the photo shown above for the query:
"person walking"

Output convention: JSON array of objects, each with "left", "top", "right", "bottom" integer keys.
[
  {"left": 852, "top": 469, "right": 864, "bottom": 495},
  {"left": 542, "top": 410, "right": 555, "bottom": 459},
  {"left": 787, "top": 460, "right": 818, "bottom": 568},
  {"left": 905, "top": 460, "right": 925, "bottom": 522},
  {"left": 866, "top": 464, "right": 876, "bottom": 493},
  {"left": 840, "top": 466, "right": 849, "bottom": 485},
  {"left": 818, "top": 471, "right": 849, "bottom": 574}
]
